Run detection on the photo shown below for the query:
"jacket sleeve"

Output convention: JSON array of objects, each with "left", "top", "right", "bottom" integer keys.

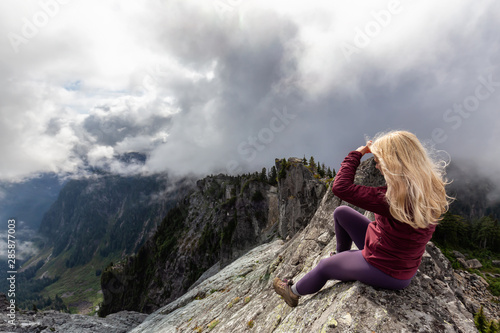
[{"left": 332, "top": 151, "right": 391, "bottom": 217}]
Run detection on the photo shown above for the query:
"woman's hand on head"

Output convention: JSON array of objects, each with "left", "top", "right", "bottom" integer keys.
[{"left": 356, "top": 141, "right": 372, "bottom": 156}]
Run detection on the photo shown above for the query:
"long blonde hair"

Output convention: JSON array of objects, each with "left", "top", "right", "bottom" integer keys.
[{"left": 369, "top": 130, "right": 451, "bottom": 229}]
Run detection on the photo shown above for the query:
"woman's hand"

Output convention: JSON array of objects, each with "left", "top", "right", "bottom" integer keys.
[{"left": 356, "top": 141, "right": 372, "bottom": 156}]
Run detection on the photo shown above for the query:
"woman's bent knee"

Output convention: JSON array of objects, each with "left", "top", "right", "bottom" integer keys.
[
  {"left": 333, "top": 205, "right": 356, "bottom": 222},
  {"left": 315, "top": 257, "right": 336, "bottom": 276}
]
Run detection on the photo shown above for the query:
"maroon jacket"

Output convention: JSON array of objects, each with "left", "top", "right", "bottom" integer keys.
[{"left": 332, "top": 151, "right": 435, "bottom": 280}]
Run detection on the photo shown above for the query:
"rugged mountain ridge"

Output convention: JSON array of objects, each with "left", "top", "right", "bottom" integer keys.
[
  {"left": 128, "top": 157, "right": 489, "bottom": 333},
  {"left": 99, "top": 159, "right": 327, "bottom": 315},
  {"left": 3, "top": 156, "right": 498, "bottom": 332}
]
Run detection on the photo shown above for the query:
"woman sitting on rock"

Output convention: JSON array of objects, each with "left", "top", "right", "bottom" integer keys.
[{"left": 273, "top": 130, "right": 451, "bottom": 307}]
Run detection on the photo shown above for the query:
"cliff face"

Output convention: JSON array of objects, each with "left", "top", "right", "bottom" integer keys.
[
  {"left": 127, "top": 158, "right": 484, "bottom": 333},
  {"left": 276, "top": 158, "right": 327, "bottom": 240},
  {"left": 99, "top": 163, "right": 327, "bottom": 316}
]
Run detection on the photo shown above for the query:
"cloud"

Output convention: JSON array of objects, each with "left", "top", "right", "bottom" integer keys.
[
  {"left": 0, "top": 81, "right": 81, "bottom": 180},
  {"left": 0, "top": 0, "right": 498, "bottom": 183}
]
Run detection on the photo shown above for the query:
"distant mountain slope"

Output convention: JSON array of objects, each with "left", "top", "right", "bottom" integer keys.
[
  {"left": 446, "top": 161, "right": 500, "bottom": 220},
  {"left": 0, "top": 173, "right": 64, "bottom": 231},
  {"left": 0, "top": 173, "right": 65, "bottom": 306},
  {"left": 20, "top": 173, "right": 194, "bottom": 313},
  {"left": 38, "top": 174, "right": 192, "bottom": 266}
]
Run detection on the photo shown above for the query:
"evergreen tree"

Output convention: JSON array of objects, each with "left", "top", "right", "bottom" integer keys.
[
  {"left": 474, "top": 216, "right": 500, "bottom": 251},
  {"left": 488, "top": 320, "right": 499, "bottom": 333},
  {"left": 318, "top": 162, "right": 326, "bottom": 178},
  {"left": 432, "top": 212, "right": 470, "bottom": 248},
  {"left": 327, "top": 167, "right": 333, "bottom": 178},
  {"left": 278, "top": 159, "right": 288, "bottom": 181},
  {"left": 268, "top": 166, "right": 277, "bottom": 185},
  {"left": 302, "top": 155, "right": 308, "bottom": 165},
  {"left": 474, "top": 306, "right": 488, "bottom": 333},
  {"left": 309, "top": 156, "right": 316, "bottom": 172},
  {"left": 318, "top": 163, "right": 326, "bottom": 178},
  {"left": 260, "top": 167, "right": 268, "bottom": 183}
]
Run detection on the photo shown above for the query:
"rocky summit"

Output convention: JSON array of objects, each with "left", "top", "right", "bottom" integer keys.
[{"left": 128, "top": 157, "right": 495, "bottom": 333}]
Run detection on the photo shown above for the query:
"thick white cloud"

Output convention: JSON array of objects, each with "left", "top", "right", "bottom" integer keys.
[{"left": 0, "top": 0, "right": 499, "bottom": 182}]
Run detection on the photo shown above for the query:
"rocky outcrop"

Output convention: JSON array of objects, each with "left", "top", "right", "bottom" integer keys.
[
  {"left": 0, "top": 293, "right": 147, "bottom": 333},
  {"left": 130, "top": 240, "right": 479, "bottom": 332},
  {"left": 275, "top": 158, "right": 327, "bottom": 239},
  {"left": 457, "top": 258, "right": 483, "bottom": 269},
  {"left": 454, "top": 270, "right": 500, "bottom": 322},
  {"left": 1, "top": 309, "right": 147, "bottom": 332},
  {"left": 128, "top": 157, "right": 484, "bottom": 333}
]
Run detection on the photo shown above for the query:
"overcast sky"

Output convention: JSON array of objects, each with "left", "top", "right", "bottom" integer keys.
[{"left": 0, "top": 0, "right": 499, "bottom": 183}]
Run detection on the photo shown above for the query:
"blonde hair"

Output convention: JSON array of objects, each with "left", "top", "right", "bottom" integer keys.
[{"left": 369, "top": 130, "right": 451, "bottom": 229}]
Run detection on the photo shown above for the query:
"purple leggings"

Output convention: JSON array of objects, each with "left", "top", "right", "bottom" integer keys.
[{"left": 295, "top": 206, "right": 412, "bottom": 295}]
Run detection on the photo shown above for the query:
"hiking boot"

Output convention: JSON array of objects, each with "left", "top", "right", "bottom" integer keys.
[{"left": 273, "top": 277, "right": 299, "bottom": 307}]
